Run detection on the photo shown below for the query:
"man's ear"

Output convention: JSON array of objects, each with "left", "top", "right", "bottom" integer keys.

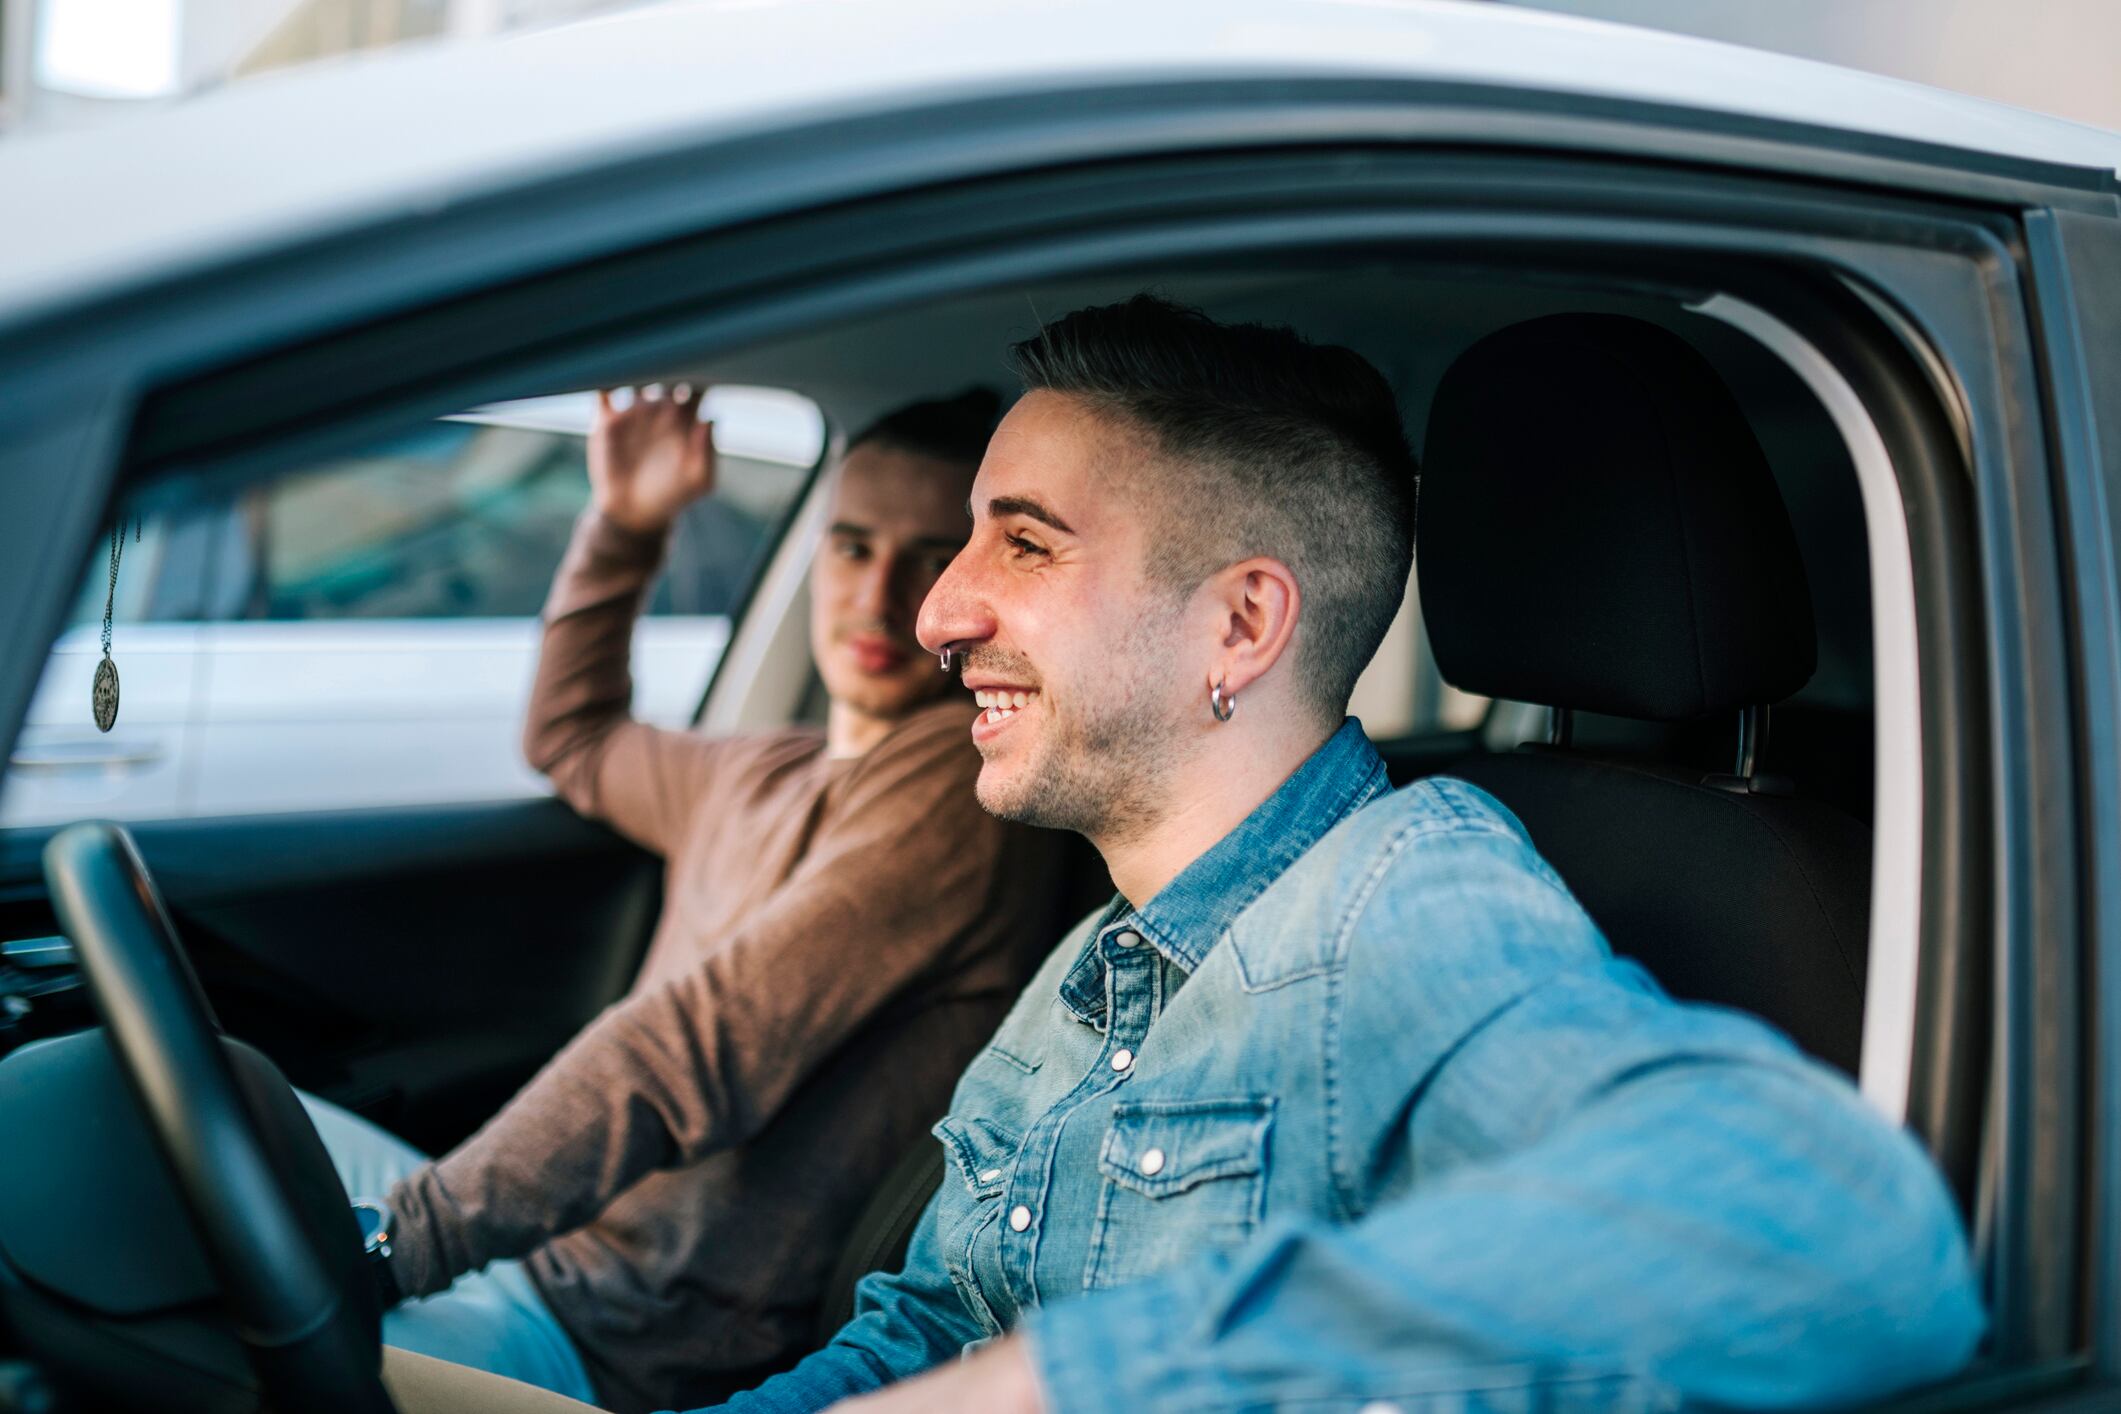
[{"left": 1207, "top": 556, "right": 1301, "bottom": 698}]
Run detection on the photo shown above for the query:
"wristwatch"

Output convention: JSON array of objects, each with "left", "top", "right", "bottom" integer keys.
[{"left": 352, "top": 1200, "right": 403, "bottom": 1310}]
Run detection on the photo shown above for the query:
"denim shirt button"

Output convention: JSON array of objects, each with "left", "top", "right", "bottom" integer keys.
[
  {"left": 1113, "top": 930, "right": 1141, "bottom": 948},
  {"left": 1110, "top": 1048, "right": 1135, "bottom": 1072},
  {"left": 1139, "top": 1147, "right": 1166, "bottom": 1176},
  {"left": 1009, "top": 1205, "right": 1032, "bottom": 1232},
  {"left": 1357, "top": 1404, "right": 1404, "bottom": 1414}
]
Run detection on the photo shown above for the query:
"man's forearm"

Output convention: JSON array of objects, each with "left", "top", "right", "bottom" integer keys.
[
  {"left": 383, "top": 1160, "right": 483, "bottom": 1300},
  {"left": 705, "top": 1197, "right": 989, "bottom": 1414},
  {"left": 1022, "top": 1061, "right": 1982, "bottom": 1414},
  {"left": 823, "top": 1336, "right": 1043, "bottom": 1414},
  {"left": 378, "top": 988, "right": 694, "bottom": 1295},
  {"left": 521, "top": 509, "right": 666, "bottom": 790}
]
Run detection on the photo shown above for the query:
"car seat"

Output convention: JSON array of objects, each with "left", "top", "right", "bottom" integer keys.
[{"left": 1416, "top": 312, "right": 1870, "bottom": 1074}]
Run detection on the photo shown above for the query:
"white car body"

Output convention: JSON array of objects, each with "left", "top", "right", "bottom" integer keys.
[
  {"left": 0, "top": 0, "right": 2116, "bottom": 330},
  {"left": 0, "top": 390, "right": 817, "bottom": 825},
  {"left": 1, "top": 618, "right": 730, "bottom": 825}
]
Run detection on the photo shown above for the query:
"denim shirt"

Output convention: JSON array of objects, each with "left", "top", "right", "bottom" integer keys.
[{"left": 705, "top": 722, "right": 1983, "bottom": 1414}]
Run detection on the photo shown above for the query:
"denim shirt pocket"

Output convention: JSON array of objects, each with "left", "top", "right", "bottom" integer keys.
[
  {"left": 933, "top": 1114, "right": 1019, "bottom": 1337},
  {"left": 1082, "top": 1096, "right": 1274, "bottom": 1291}
]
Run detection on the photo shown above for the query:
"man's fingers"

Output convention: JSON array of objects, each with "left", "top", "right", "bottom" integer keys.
[{"left": 595, "top": 388, "right": 615, "bottom": 418}]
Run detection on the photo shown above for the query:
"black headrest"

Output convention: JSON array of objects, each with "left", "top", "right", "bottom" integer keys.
[{"left": 1416, "top": 314, "right": 1816, "bottom": 721}]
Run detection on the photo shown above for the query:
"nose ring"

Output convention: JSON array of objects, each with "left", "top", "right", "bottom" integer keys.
[{"left": 938, "top": 648, "right": 957, "bottom": 673}]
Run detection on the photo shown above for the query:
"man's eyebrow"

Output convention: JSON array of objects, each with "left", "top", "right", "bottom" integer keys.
[
  {"left": 983, "top": 495, "right": 1077, "bottom": 535},
  {"left": 827, "top": 521, "right": 870, "bottom": 537}
]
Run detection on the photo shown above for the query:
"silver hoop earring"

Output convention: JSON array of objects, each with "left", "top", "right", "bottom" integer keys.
[{"left": 1210, "top": 677, "right": 1237, "bottom": 723}]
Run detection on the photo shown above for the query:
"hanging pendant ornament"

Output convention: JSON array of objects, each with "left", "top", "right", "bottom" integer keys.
[
  {"left": 92, "top": 657, "right": 119, "bottom": 733},
  {"left": 92, "top": 519, "right": 135, "bottom": 733}
]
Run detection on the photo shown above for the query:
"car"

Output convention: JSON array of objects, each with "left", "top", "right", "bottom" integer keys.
[{"left": 0, "top": 2, "right": 2115, "bottom": 1410}]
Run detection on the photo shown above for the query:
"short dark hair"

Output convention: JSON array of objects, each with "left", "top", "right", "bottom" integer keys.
[
  {"left": 849, "top": 387, "right": 1001, "bottom": 466},
  {"left": 1008, "top": 294, "right": 1416, "bottom": 720}
]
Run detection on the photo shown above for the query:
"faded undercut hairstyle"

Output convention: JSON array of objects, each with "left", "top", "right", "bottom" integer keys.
[
  {"left": 1008, "top": 294, "right": 1417, "bottom": 721},
  {"left": 849, "top": 386, "right": 1002, "bottom": 465}
]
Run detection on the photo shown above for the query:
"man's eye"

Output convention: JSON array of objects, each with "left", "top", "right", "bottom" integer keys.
[
  {"left": 1004, "top": 534, "right": 1048, "bottom": 560},
  {"left": 833, "top": 539, "right": 870, "bottom": 561}
]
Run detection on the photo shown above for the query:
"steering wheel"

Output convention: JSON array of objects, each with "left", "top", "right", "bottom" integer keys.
[{"left": 42, "top": 822, "right": 398, "bottom": 1414}]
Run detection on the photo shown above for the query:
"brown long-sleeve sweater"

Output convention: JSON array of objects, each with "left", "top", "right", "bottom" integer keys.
[{"left": 385, "top": 511, "right": 1070, "bottom": 1413}]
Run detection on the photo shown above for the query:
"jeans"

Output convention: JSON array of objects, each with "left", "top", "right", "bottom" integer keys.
[{"left": 299, "top": 1093, "right": 602, "bottom": 1407}]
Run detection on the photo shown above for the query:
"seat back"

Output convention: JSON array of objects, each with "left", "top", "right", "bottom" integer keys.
[
  {"left": 1418, "top": 314, "right": 1869, "bottom": 1071},
  {"left": 1450, "top": 752, "right": 1869, "bottom": 1071},
  {"left": 812, "top": 1134, "right": 946, "bottom": 1346}
]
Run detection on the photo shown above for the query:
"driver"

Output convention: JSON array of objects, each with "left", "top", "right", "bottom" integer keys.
[{"left": 302, "top": 387, "right": 1071, "bottom": 1412}]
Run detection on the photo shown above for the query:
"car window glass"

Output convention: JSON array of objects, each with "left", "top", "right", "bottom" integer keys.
[
  {"left": 1346, "top": 577, "right": 1488, "bottom": 740},
  {"left": 2, "top": 387, "right": 822, "bottom": 827}
]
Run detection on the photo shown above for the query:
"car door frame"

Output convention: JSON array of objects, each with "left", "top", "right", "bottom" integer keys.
[{"left": 2018, "top": 205, "right": 2121, "bottom": 1388}]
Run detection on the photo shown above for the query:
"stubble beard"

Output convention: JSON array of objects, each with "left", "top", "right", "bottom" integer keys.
[{"left": 970, "top": 612, "right": 1190, "bottom": 847}]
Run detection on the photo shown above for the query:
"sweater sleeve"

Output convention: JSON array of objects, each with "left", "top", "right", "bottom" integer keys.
[
  {"left": 385, "top": 703, "right": 1008, "bottom": 1296},
  {"left": 521, "top": 509, "right": 733, "bottom": 856}
]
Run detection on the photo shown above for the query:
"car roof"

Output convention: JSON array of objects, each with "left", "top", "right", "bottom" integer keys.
[{"left": 5, "top": 0, "right": 2118, "bottom": 329}]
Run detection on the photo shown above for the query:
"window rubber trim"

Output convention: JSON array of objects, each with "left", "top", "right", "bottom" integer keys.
[{"left": 1690, "top": 293, "right": 1927, "bottom": 1123}]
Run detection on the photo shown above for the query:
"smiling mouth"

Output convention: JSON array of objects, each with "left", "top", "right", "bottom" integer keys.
[{"left": 971, "top": 687, "right": 1039, "bottom": 726}]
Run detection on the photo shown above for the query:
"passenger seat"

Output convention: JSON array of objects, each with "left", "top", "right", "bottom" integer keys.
[{"left": 1416, "top": 314, "right": 1870, "bottom": 1074}]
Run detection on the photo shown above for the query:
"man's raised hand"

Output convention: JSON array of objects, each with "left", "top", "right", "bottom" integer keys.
[{"left": 590, "top": 384, "right": 716, "bottom": 535}]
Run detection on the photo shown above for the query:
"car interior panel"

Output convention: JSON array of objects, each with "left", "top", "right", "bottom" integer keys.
[{"left": 2, "top": 800, "right": 664, "bottom": 1156}]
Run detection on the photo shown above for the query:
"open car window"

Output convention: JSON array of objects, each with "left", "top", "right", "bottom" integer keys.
[{"left": 0, "top": 388, "right": 823, "bottom": 826}]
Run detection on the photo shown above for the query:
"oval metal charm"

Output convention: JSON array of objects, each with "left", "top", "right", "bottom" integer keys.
[{"left": 92, "top": 656, "right": 120, "bottom": 733}]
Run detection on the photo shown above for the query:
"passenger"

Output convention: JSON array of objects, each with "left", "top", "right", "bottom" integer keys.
[
  {"left": 381, "top": 297, "right": 1982, "bottom": 1414},
  {"left": 305, "top": 387, "right": 1072, "bottom": 1412}
]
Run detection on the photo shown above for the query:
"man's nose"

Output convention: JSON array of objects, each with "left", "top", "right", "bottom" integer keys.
[
  {"left": 916, "top": 552, "right": 991, "bottom": 655},
  {"left": 852, "top": 553, "right": 894, "bottom": 620}
]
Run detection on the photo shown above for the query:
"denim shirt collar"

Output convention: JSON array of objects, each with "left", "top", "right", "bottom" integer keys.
[{"left": 1058, "top": 719, "right": 1391, "bottom": 1025}]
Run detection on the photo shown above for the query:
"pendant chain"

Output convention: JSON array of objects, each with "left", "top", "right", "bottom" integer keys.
[{"left": 100, "top": 517, "right": 137, "bottom": 658}]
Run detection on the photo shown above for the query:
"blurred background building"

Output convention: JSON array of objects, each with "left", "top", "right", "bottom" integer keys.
[{"left": 3, "top": 0, "right": 2118, "bottom": 139}]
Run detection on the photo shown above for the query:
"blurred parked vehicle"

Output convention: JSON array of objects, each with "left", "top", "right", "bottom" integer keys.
[{"left": 1, "top": 390, "right": 821, "bottom": 824}]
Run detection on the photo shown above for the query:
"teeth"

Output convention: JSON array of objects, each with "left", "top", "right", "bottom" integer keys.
[{"left": 973, "top": 689, "right": 1039, "bottom": 711}]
